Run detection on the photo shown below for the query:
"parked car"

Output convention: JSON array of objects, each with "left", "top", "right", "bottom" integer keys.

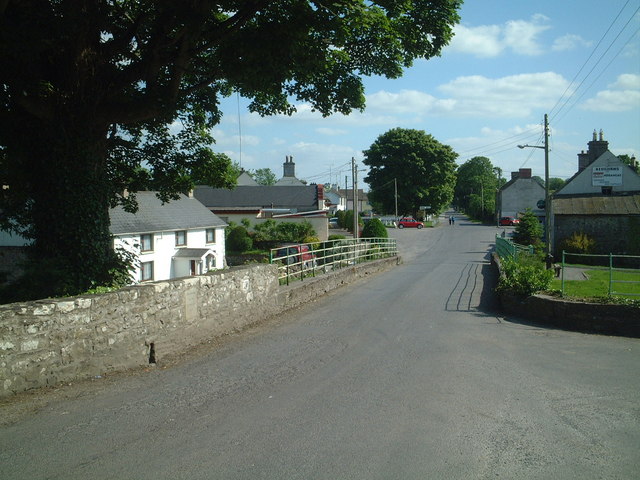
[
  {"left": 329, "top": 217, "right": 340, "bottom": 228},
  {"left": 397, "top": 217, "right": 424, "bottom": 229},
  {"left": 275, "top": 244, "right": 317, "bottom": 267},
  {"left": 499, "top": 216, "right": 520, "bottom": 226}
]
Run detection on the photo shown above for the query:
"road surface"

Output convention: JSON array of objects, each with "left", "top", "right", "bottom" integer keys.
[{"left": 1, "top": 214, "right": 639, "bottom": 479}]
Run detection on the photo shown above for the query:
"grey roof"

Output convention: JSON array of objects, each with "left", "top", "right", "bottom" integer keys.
[
  {"left": 193, "top": 185, "right": 318, "bottom": 211},
  {"left": 553, "top": 194, "right": 640, "bottom": 215},
  {"left": 172, "top": 248, "right": 214, "bottom": 259},
  {"left": 110, "top": 192, "right": 226, "bottom": 235},
  {"left": 499, "top": 175, "right": 544, "bottom": 192}
]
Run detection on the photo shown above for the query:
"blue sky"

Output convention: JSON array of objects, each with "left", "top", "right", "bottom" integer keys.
[{"left": 209, "top": 0, "right": 640, "bottom": 187}]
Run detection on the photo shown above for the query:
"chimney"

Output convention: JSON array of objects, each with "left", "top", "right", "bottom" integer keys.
[
  {"left": 519, "top": 168, "right": 532, "bottom": 179},
  {"left": 580, "top": 129, "right": 609, "bottom": 171},
  {"left": 511, "top": 171, "right": 519, "bottom": 180},
  {"left": 283, "top": 155, "right": 296, "bottom": 177}
]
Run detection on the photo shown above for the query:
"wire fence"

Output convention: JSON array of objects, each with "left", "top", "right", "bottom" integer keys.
[
  {"left": 270, "top": 238, "right": 398, "bottom": 285},
  {"left": 560, "top": 251, "right": 640, "bottom": 298}
]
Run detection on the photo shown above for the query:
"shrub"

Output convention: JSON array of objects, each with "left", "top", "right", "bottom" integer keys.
[
  {"left": 226, "top": 226, "right": 253, "bottom": 252},
  {"left": 559, "top": 232, "right": 596, "bottom": 254},
  {"left": 513, "top": 208, "right": 543, "bottom": 247},
  {"left": 361, "top": 218, "right": 388, "bottom": 238},
  {"left": 496, "top": 255, "right": 553, "bottom": 297}
]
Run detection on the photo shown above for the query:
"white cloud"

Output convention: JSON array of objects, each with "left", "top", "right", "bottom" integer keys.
[
  {"left": 366, "top": 90, "right": 456, "bottom": 114},
  {"left": 503, "top": 16, "right": 550, "bottom": 56},
  {"left": 581, "top": 74, "right": 640, "bottom": 112},
  {"left": 316, "top": 127, "right": 348, "bottom": 136},
  {"left": 552, "top": 34, "right": 592, "bottom": 51},
  {"left": 447, "top": 15, "right": 550, "bottom": 58},
  {"left": 610, "top": 73, "right": 640, "bottom": 90},
  {"left": 448, "top": 24, "right": 503, "bottom": 58},
  {"left": 438, "top": 72, "right": 569, "bottom": 117}
]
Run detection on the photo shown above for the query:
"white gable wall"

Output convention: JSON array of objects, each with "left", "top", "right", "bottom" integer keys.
[
  {"left": 557, "top": 152, "right": 640, "bottom": 195},
  {"left": 500, "top": 178, "right": 545, "bottom": 218}
]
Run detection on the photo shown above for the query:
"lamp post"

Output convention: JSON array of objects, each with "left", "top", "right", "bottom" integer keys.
[{"left": 518, "top": 113, "right": 552, "bottom": 267}]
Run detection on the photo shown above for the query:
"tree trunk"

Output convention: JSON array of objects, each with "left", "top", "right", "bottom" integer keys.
[{"left": 25, "top": 115, "right": 118, "bottom": 297}]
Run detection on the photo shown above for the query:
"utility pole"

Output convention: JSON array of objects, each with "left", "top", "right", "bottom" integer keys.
[
  {"left": 352, "top": 157, "right": 358, "bottom": 239},
  {"left": 543, "top": 113, "right": 551, "bottom": 267},
  {"left": 394, "top": 178, "right": 398, "bottom": 221},
  {"left": 518, "top": 113, "right": 552, "bottom": 267}
]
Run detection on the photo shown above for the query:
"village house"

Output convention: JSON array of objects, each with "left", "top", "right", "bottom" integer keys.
[{"left": 551, "top": 130, "right": 640, "bottom": 255}]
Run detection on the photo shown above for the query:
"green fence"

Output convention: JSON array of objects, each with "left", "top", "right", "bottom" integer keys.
[
  {"left": 560, "top": 251, "right": 640, "bottom": 298},
  {"left": 495, "top": 235, "right": 534, "bottom": 261},
  {"left": 270, "top": 238, "right": 398, "bottom": 285}
]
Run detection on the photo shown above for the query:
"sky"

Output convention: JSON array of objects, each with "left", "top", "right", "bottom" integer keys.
[{"left": 209, "top": 0, "right": 640, "bottom": 188}]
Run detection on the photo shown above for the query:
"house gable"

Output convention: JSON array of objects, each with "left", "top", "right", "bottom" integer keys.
[{"left": 555, "top": 151, "right": 640, "bottom": 196}]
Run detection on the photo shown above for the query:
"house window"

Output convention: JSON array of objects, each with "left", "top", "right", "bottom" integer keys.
[
  {"left": 140, "top": 234, "right": 153, "bottom": 252},
  {"left": 140, "top": 261, "right": 154, "bottom": 281},
  {"left": 206, "top": 228, "right": 216, "bottom": 244},
  {"left": 175, "top": 230, "right": 187, "bottom": 246}
]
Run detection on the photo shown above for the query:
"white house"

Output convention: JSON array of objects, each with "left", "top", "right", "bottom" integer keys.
[{"left": 110, "top": 191, "right": 227, "bottom": 282}]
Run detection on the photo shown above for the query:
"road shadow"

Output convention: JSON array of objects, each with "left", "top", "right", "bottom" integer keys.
[{"left": 478, "top": 262, "right": 501, "bottom": 314}]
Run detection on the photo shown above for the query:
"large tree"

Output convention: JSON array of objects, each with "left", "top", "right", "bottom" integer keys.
[
  {"left": 249, "top": 168, "right": 277, "bottom": 186},
  {"left": 454, "top": 156, "right": 501, "bottom": 221},
  {"left": 0, "top": 1, "right": 462, "bottom": 299},
  {"left": 363, "top": 128, "right": 458, "bottom": 216}
]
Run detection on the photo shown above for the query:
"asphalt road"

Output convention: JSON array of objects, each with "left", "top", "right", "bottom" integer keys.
[{"left": 1, "top": 214, "right": 639, "bottom": 479}]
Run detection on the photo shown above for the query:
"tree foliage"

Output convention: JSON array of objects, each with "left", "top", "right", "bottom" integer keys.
[
  {"left": 454, "top": 156, "right": 501, "bottom": 221},
  {"left": 513, "top": 208, "right": 543, "bottom": 248},
  {"left": 249, "top": 168, "right": 277, "bottom": 186},
  {"left": 0, "top": 1, "right": 462, "bottom": 299},
  {"left": 363, "top": 128, "right": 458, "bottom": 216},
  {"left": 362, "top": 218, "right": 388, "bottom": 238}
]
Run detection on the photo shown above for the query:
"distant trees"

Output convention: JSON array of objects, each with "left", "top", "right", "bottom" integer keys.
[
  {"left": 364, "top": 128, "right": 458, "bottom": 216},
  {"left": 249, "top": 168, "right": 277, "bottom": 186},
  {"left": 454, "top": 157, "right": 502, "bottom": 221}
]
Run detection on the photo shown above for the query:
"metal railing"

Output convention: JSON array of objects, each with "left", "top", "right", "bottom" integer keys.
[
  {"left": 495, "top": 235, "right": 534, "bottom": 261},
  {"left": 560, "top": 251, "right": 640, "bottom": 297},
  {"left": 270, "top": 238, "right": 398, "bottom": 285}
]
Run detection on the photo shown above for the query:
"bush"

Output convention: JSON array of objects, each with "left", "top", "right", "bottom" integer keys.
[
  {"left": 559, "top": 231, "right": 596, "bottom": 254},
  {"left": 361, "top": 218, "right": 388, "bottom": 238},
  {"left": 496, "top": 255, "right": 554, "bottom": 297},
  {"left": 226, "top": 226, "right": 253, "bottom": 252},
  {"left": 513, "top": 208, "right": 543, "bottom": 248}
]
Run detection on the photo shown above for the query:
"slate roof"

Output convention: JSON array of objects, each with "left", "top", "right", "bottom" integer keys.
[
  {"left": 193, "top": 185, "right": 318, "bottom": 211},
  {"left": 109, "top": 192, "right": 226, "bottom": 235},
  {"left": 553, "top": 194, "right": 640, "bottom": 215}
]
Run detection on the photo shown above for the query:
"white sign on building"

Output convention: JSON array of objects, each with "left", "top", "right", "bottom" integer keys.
[{"left": 592, "top": 166, "right": 622, "bottom": 186}]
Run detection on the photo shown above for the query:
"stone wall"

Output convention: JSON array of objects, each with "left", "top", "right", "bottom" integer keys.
[
  {"left": 492, "top": 252, "right": 640, "bottom": 337},
  {"left": 0, "top": 257, "right": 399, "bottom": 397}
]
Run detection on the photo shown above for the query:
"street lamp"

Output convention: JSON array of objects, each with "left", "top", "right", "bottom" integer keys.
[{"left": 518, "top": 113, "right": 552, "bottom": 267}]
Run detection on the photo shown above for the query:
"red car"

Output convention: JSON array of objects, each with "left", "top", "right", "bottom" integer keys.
[
  {"left": 397, "top": 217, "right": 424, "bottom": 229},
  {"left": 499, "top": 216, "right": 520, "bottom": 226}
]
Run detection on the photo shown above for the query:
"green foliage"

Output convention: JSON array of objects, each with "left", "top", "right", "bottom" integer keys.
[
  {"left": 328, "top": 234, "right": 346, "bottom": 241},
  {"left": 226, "top": 226, "right": 253, "bottom": 253},
  {"left": 336, "top": 210, "right": 347, "bottom": 228},
  {"left": 454, "top": 156, "right": 501, "bottom": 221},
  {"left": 497, "top": 256, "right": 554, "bottom": 297},
  {"left": 343, "top": 210, "right": 363, "bottom": 233},
  {"left": 252, "top": 220, "right": 317, "bottom": 245},
  {"left": 513, "top": 209, "right": 543, "bottom": 248},
  {"left": 362, "top": 218, "right": 388, "bottom": 238},
  {"left": 0, "top": 1, "right": 461, "bottom": 299},
  {"left": 249, "top": 168, "right": 277, "bottom": 186},
  {"left": 559, "top": 232, "right": 596, "bottom": 254},
  {"left": 364, "top": 128, "right": 458, "bottom": 216}
]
